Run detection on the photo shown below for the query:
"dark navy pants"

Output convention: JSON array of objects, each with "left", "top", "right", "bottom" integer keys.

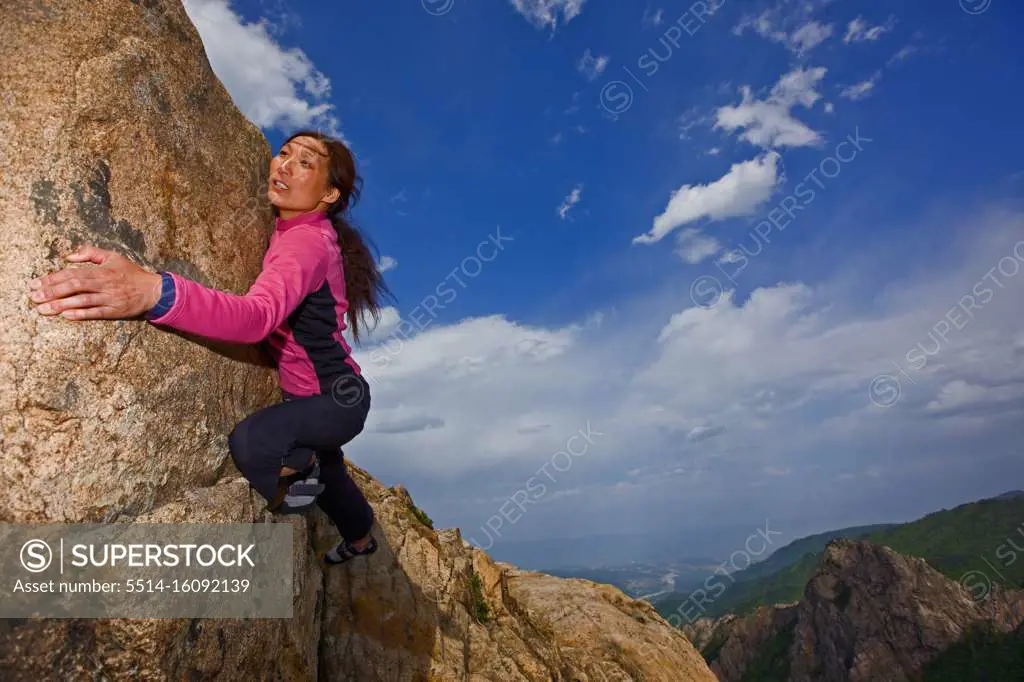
[{"left": 227, "top": 374, "right": 375, "bottom": 542}]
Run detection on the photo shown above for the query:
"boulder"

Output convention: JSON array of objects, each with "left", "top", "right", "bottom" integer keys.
[
  {"left": 0, "top": 0, "right": 278, "bottom": 524},
  {"left": 0, "top": 1, "right": 717, "bottom": 680}
]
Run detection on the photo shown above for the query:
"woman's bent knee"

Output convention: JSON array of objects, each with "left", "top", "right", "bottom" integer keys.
[{"left": 228, "top": 421, "right": 252, "bottom": 468}]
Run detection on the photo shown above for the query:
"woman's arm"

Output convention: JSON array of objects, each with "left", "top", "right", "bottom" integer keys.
[
  {"left": 28, "top": 227, "right": 328, "bottom": 345},
  {"left": 146, "top": 227, "right": 328, "bottom": 343}
]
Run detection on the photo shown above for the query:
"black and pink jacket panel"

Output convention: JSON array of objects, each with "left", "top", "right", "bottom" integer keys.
[{"left": 146, "top": 211, "right": 363, "bottom": 397}]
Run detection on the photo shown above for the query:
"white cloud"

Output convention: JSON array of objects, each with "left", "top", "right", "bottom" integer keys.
[
  {"left": 675, "top": 228, "right": 723, "bottom": 264},
  {"left": 642, "top": 6, "right": 665, "bottom": 28},
  {"left": 372, "top": 408, "right": 446, "bottom": 434},
  {"left": 577, "top": 49, "right": 609, "bottom": 81},
  {"left": 348, "top": 208, "right": 1024, "bottom": 550},
  {"left": 516, "top": 419, "right": 552, "bottom": 435},
  {"left": 183, "top": 0, "right": 339, "bottom": 134},
  {"left": 346, "top": 306, "right": 401, "bottom": 346},
  {"left": 788, "top": 21, "right": 834, "bottom": 55},
  {"left": 509, "top": 0, "right": 587, "bottom": 31},
  {"left": 926, "top": 380, "right": 988, "bottom": 412},
  {"left": 888, "top": 45, "right": 918, "bottom": 65},
  {"left": 715, "top": 67, "right": 827, "bottom": 149},
  {"left": 926, "top": 380, "right": 1024, "bottom": 414},
  {"left": 377, "top": 256, "right": 398, "bottom": 273},
  {"left": 688, "top": 424, "right": 725, "bottom": 442},
  {"left": 678, "top": 108, "right": 710, "bottom": 140},
  {"left": 558, "top": 184, "right": 584, "bottom": 220},
  {"left": 734, "top": 0, "right": 836, "bottom": 55},
  {"left": 844, "top": 15, "right": 897, "bottom": 44},
  {"left": 840, "top": 71, "right": 882, "bottom": 101},
  {"left": 824, "top": 102, "right": 835, "bottom": 114},
  {"left": 634, "top": 153, "right": 782, "bottom": 244}
]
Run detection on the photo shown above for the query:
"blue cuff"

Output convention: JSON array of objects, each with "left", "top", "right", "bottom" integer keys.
[{"left": 145, "top": 272, "right": 176, "bottom": 320}]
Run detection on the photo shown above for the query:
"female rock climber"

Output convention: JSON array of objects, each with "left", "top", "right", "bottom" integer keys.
[{"left": 26, "top": 131, "right": 390, "bottom": 566}]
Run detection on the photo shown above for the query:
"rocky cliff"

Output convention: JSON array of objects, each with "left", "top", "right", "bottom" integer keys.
[
  {"left": 684, "top": 539, "right": 1024, "bottom": 682},
  {"left": 0, "top": 1, "right": 716, "bottom": 680}
]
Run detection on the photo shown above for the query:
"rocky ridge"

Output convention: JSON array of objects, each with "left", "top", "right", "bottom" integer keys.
[{"left": 684, "top": 539, "right": 1024, "bottom": 682}]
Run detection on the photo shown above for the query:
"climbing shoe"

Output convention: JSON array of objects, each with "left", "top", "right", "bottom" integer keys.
[
  {"left": 270, "top": 457, "right": 325, "bottom": 514},
  {"left": 325, "top": 535, "right": 378, "bottom": 565}
]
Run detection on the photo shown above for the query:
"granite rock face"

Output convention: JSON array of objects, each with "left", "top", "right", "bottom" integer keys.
[
  {"left": 686, "top": 540, "right": 1024, "bottom": 682},
  {"left": 789, "top": 540, "right": 1024, "bottom": 682},
  {"left": 0, "top": 2, "right": 717, "bottom": 680},
  {"left": 0, "top": 0, "right": 278, "bottom": 524},
  {"left": 316, "top": 470, "right": 717, "bottom": 681},
  {"left": 0, "top": 468, "right": 718, "bottom": 681},
  {"left": 701, "top": 605, "right": 798, "bottom": 682}
]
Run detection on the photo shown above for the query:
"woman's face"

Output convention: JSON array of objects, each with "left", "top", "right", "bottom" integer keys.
[{"left": 268, "top": 136, "right": 340, "bottom": 217}]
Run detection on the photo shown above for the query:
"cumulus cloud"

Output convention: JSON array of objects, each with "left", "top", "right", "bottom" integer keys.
[
  {"left": 349, "top": 208, "right": 1024, "bottom": 549},
  {"left": 378, "top": 256, "right": 398, "bottom": 273},
  {"left": 183, "top": 0, "right": 339, "bottom": 134},
  {"left": 926, "top": 380, "right": 1024, "bottom": 414},
  {"left": 715, "top": 67, "right": 827, "bottom": 148},
  {"left": 577, "top": 49, "right": 609, "bottom": 81},
  {"left": 926, "top": 380, "right": 988, "bottom": 413},
  {"left": 633, "top": 153, "right": 782, "bottom": 244},
  {"left": 383, "top": 222, "right": 1018, "bottom": 484},
  {"left": 345, "top": 306, "right": 401, "bottom": 347},
  {"left": 844, "top": 15, "right": 897, "bottom": 44},
  {"left": 509, "top": 0, "right": 587, "bottom": 31},
  {"left": 558, "top": 184, "right": 584, "bottom": 220}
]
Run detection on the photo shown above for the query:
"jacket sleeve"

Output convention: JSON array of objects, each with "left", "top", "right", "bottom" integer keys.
[{"left": 146, "top": 226, "right": 328, "bottom": 344}]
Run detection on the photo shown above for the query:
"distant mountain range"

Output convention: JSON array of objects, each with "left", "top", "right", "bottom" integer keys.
[{"left": 485, "top": 524, "right": 765, "bottom": 571}]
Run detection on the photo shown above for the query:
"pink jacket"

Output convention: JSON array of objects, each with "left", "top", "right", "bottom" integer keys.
[{"left": 147, "top": 211, "right": 362, "bottom": 396}]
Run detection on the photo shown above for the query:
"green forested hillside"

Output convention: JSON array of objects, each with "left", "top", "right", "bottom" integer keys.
[
  {"left": 923, "top": 622, "right": 1024, "bottom": 681},
  {"left": 657, "top": 493, "right": 1024, "bottom": 622},
  {"left": 867, "top": 497, "right": 1024, "bottom": 585},
  {"left": 731, "top": 524, "right": 896, "bottom": 584}
]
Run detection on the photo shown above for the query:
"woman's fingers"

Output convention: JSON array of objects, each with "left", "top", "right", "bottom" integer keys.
[
  {"left": 36, "top": 292, "right": 108, "bottom": 316},
  {"left": 29, "top": 246, "right": 154, "bottom": 320},
  {"left": 30, "top": 268, "right": 108, "bottom": 303},
  {"left": 61, "top": 305, "right": 121, "bottom": 321},
  {"left": 65, "top": 245, "right": 114, "bottom": 265},
  {"left": 28, "top": 245, "right": 115, "bottom": 291}
]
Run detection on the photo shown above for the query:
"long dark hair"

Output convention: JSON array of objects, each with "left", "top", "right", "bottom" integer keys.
[{"left": 280, "top": 130, "right": 394, "bottom": 343}]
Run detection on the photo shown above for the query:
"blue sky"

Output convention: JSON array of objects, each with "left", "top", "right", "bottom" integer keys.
[{"left": 183, "top": 0, "right": 1024, "bottom": 564}]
